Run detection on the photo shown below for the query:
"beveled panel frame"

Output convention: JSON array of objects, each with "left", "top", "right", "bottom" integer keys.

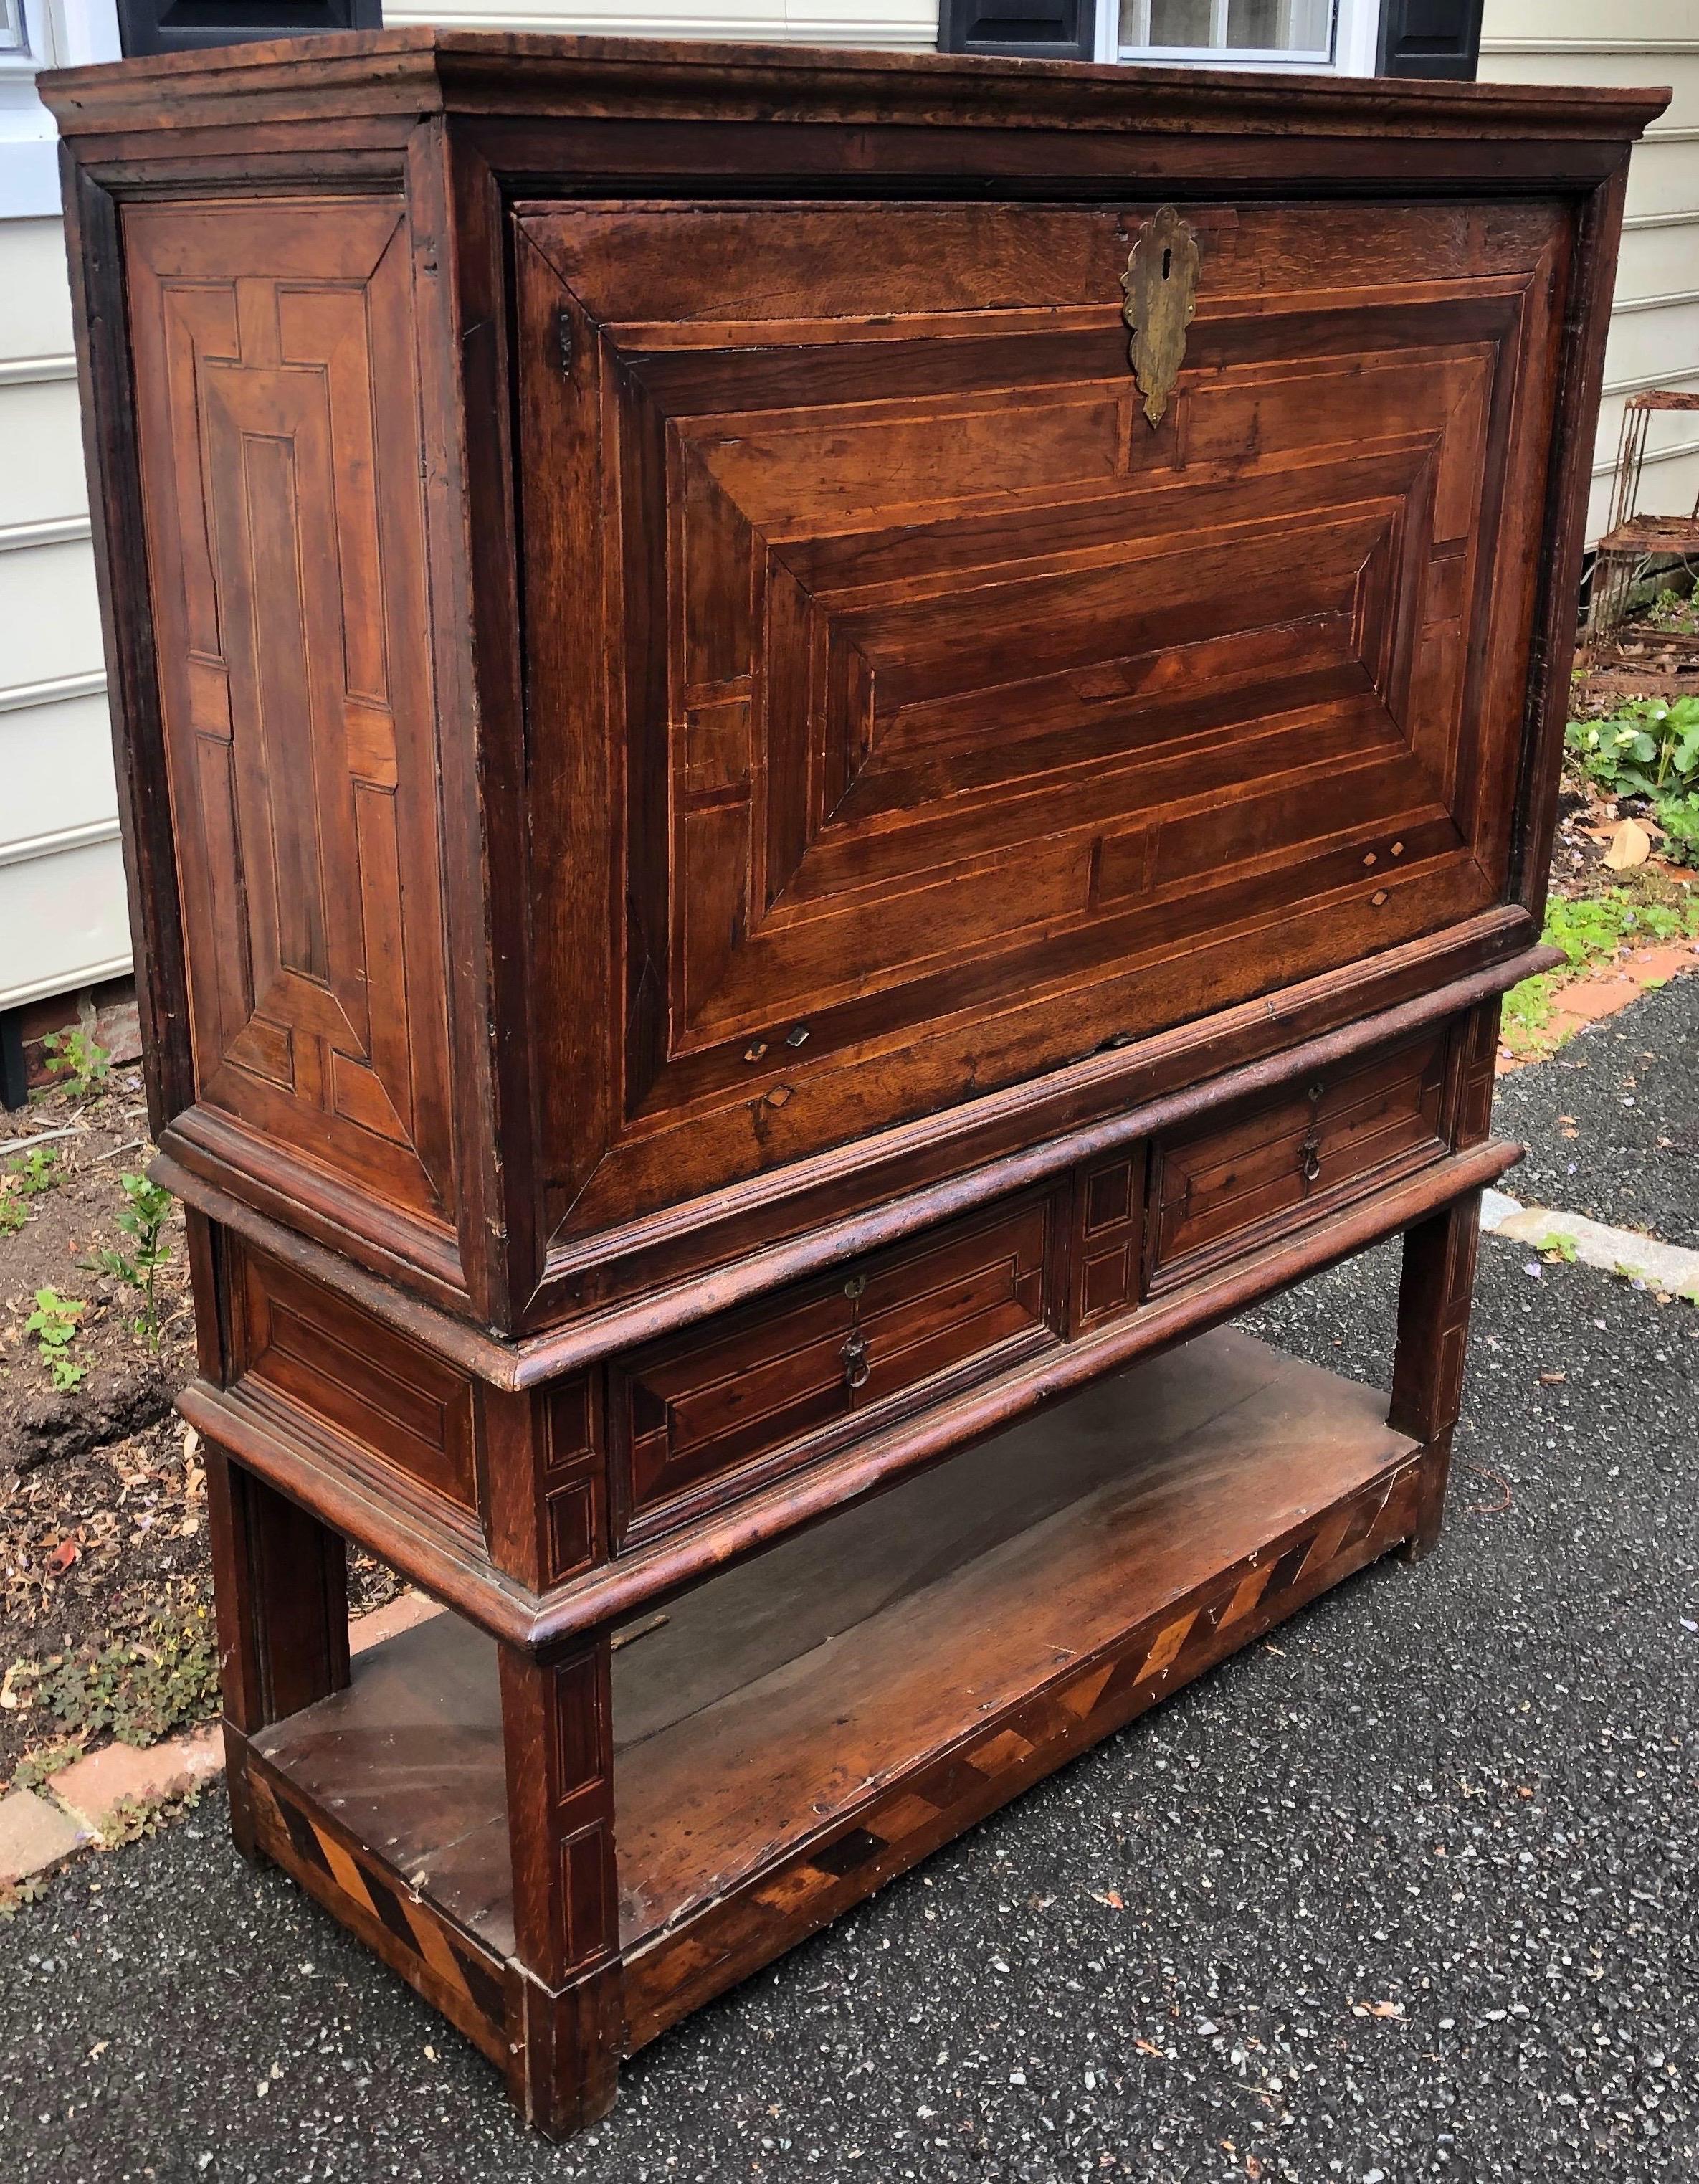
[{"left": 516, "top": 196, "right": 1564, "bottom": 1260}]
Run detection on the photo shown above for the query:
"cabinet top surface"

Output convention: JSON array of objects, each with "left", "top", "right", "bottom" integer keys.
[{"left": 42, "top": 28, "right": 1668, "bottom": 146}]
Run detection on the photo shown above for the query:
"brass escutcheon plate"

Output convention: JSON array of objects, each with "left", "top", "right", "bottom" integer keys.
[{"left": 1120, "top": 205, "right": 1201, "bottom": 428}]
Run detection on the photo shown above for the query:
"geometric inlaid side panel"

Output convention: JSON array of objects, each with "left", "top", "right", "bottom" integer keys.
[{"left": 124, "top": 198, "right": 455, "bottom": 1238}]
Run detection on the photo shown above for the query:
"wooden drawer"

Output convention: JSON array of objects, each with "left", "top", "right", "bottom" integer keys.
[
  {"left": 1146, "top": 1032, "right": 1450, "bottom": 1291},
  {"left": 612, "top": 1193, "right": 1060, "bottom": 1544}
]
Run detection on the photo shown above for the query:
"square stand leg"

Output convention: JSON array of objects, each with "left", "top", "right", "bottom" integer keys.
[
  {"left": 499, "top": 1637, "right": 624, "bottom": 2136},
  {"left": 1389, "top": 1193, "right": 1482, "bottom": 1562},
  {"left": 205, "top": 1446, "right": 351, "bottom": 1861}
]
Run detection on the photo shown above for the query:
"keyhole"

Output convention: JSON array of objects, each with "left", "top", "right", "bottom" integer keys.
[{"left": 1162, "top": 247, "right": 1172, "bottom": 279}]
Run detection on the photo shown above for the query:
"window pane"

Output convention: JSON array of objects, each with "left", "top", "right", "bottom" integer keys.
[
  {"left": 1125, "top": 0, "right": 1336, "bottom": 52},
  {"left": 1147, "top": 0, "right": 1214, "bottom": 46},
  {"left": 1225, "top": 0, "right": 1333, "bottom": 49}
]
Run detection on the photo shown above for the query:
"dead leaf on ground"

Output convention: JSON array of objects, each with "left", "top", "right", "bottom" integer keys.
[{"left": 1602, "top": 817, "right": 1652, "bottom": 870}]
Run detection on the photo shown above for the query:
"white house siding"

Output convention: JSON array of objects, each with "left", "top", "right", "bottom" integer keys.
[
  {"left": 5, "top": 0, "right": 938, "bottom": 1030},
  {"left": 0, "top": 209, "right": 130, "bottom": 1015},
  {"left": 1477, "top": 3, "right": 1699, "bottom": 544}
]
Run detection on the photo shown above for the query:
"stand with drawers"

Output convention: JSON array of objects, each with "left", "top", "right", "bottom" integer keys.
[{"left": 47, "top": 32, "right": 1660, "bottom": 2136}]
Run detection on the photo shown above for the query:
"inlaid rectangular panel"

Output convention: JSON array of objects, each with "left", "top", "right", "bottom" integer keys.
[
  {"left": 610, "top": 1190, "right": 1061, "bottom": 1544},
  {"left": 515, "top": 196, "right": 1566, "bottom": 1245},
  {"left": 123, "top": 198, "right": 457, "bottom": 1268},
  {"left": 229, "top": 1244, "right": 479, "bottom": 1521},
  {"left": 1071, "top": 1147, "right": 1148, "bottom": 1334},
  {"left": 1146, "top": 1028, "right": 1452, "bottom": 1291}
]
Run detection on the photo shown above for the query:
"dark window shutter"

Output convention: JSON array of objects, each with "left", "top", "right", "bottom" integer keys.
[
  {"left": 116, "top": 0, "right": 381, "bottom": 59},
  {"left": 938, "top": 0, "right": 1095, "bottom": 62},
  {"left": 1377, "top": 0, "right": 1483, "bottom": 80}
]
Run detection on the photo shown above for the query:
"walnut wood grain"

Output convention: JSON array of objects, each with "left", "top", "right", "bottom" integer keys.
[{"left": 249, "top": 1327, "right": 1420, "bottom": 2068}]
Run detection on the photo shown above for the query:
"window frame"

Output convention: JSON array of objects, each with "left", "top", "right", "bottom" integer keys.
[
  {"left": 1092, "top": 0, "right": 1380, "bottom": 72},
  {"left": 1, "top": 0, "right": 123, "bottom": 218}
]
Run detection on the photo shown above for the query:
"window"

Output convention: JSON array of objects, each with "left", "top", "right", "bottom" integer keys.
[
  {"left": 0, "top": 0, "right": 31, "bottom": 57},
  {"left": 115, "top": 0, "right": 380, "bottom": 60},
  {"left": 1118, "top": 0, "right": 1336, "bottom": 66}
]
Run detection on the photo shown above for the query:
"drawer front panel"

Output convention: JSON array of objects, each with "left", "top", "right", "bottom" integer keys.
[
  {"left": 614, "top": 1194, "right": 1060, "bottom": 1541},
  {"left": 1148, "top": 1032, "right": 1450, "bottom": 1286}
]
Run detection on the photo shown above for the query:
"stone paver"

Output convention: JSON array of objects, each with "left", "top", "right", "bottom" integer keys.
[
  {"left": 349, "top": 1589, "right": 442, "bottom": 1655},
  {"left": 1482, "top": 1192, "right": 1699, "bottom": 1296},
  {"left": 0, "top": 1789, "right": 90, "bottom": 1886},
  {"left": 48, "top": 1727, "right": 224, "bottom": 1842},
  {"left": 1498, "top": 943, "right": 1699, "bottom": 1073}
]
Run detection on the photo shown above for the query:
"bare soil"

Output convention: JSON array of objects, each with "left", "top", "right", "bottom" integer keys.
[{"left": 0, "top": 1072, "right": 396, "bottom": 1789}]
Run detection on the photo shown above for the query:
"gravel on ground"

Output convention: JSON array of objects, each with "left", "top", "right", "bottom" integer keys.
[{"left": 1494, "top": 977, "right": 1699, "bottom": 1250}]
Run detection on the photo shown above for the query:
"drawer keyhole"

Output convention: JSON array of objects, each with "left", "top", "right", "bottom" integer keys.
[{"left": 1299, "top": 1132, "right": 1323, "bottom": 1186}]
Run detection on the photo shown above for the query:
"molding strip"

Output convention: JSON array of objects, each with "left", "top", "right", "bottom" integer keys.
[
  {"left": 0, "top": 952, "right": 133, "bottom": 1016},
  {"left": 0, "top": 354, "right": 77, "bottom": 388},
  {"left": 1610, "top": 285, "right": 1699, "bottom": 317},
  {"left": 1602, "top": 364, "right": 1699, "bottom": 399},
  {"left": 1593, "top": 436, "right": 1699, "bottom": 479},
  {"left": 1482, "top": 37, "right": 1699, "bottom": 54}
]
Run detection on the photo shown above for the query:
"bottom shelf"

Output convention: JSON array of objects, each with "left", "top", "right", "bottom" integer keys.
[{"left": 251, "top": 1325, "right": 1421, "bottom": 2049}]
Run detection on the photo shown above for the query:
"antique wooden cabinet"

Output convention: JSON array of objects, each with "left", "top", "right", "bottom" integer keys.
[{"left": 46, "top": 32, "right": 1663, "bottom": 2137}]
